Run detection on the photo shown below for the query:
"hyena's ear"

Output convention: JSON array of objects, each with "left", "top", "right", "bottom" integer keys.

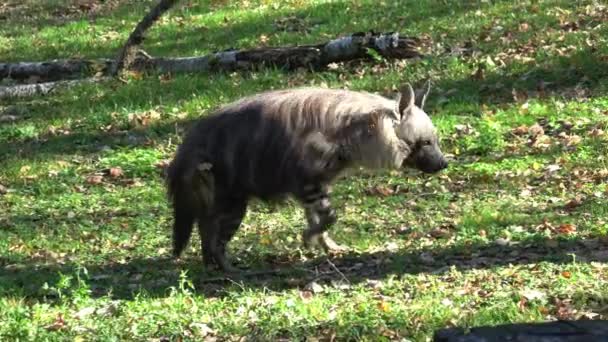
[
  {"left": 396, "top": 83, "right": 415, "bottom": 120},
  {"left": 414, "top": 80, "right": 432, "bottom": 110}
]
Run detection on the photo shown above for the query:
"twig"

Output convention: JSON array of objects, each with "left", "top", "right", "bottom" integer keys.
[
  {"left": 325, "top": 258, "right": 351, "bottom": 284},
  {"left": 199, "top": 268, "right": 289, "bottom": 283}
]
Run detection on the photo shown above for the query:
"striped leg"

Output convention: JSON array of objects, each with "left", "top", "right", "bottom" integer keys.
[
  {"left": 216, "top": 200, "right": 247, "bottom": 264},
  {"left": 299, "top": 184, "right": 348, "bottom": 253},
  {"left": 198, "top": 199, "right": 247, "bottom": 273}
]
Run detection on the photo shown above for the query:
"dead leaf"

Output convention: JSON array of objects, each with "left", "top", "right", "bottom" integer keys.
[
  {"left": 86, "top": 175, "right": 103, "bottom": 184},
  {"left": 512, "top": 125, "right": 529, "bottom": 135},
  {"left": 305, "top": 281, "right": 324, "bottom": 294},
  {"left": 96, "top": 301, "right": 120, "bottom": 317},
  {"left": 73, "top": 307, "right": 96, "bottom": 319},
  {"left": 561, "top": 271, "right": 572, "bottom": 279},
  {"left": 190, "top": 322, "right": 215, "bottom": 337},
  {"left": 299, "top": 290, "right": 313, "bottom": 302},
  {"left": 429, "top": 228, "right": 451, "bottom": 239},
  {"left": 128, "top": 109, "right": 161, "bottom": 128},
  {"left": 518, "top": 297, "right": 528, "bottom": 311},
  {"left": 564, "top": 197, "right": 583, "bottom": 211},
  {"left": 521, "top": 288, "right": 546, "bottom": 301},
  {"left": 45, "top": 313, "right": 66, "bottom": 331},
  {"left": 557, "top": 223, "right": 576, "bottom": 235},
  {"left": 378, "top": 300, "right": 391, "bottom": 312},
  {"left": 528, "top": 123, "right": 545, "bottom": 137},
  {"left": 108, "top": 167, "right": 123, "bottom": 178},
  {"left": 589, "top": 128, "right": 604, "bottom": 137},
  {"left": 365, "top": 185, "right": 394, "bottom": 197},
  {"left": 554, "top": 298, "right": 576, "bottom": 319}
]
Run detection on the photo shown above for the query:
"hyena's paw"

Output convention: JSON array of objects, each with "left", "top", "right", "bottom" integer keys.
[
  {"left": 319, "top": 232, "right": 349, "bottom": 254},
  {"left": 302, "top": 230, "right": 320, "bottom": 250}
]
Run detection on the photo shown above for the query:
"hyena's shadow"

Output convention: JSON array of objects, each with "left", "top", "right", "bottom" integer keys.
[
  {"left": 3, "top": 236, "right": 604, "bottom": 301},
  {"left": 10, "top": 235, "right": 606, "bottom": 301}
]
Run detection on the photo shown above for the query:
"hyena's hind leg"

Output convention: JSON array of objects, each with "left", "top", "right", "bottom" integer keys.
[
  {"left": 298, "top": 184, "right": 349, "bottom": 254},
  {"left": 197, "top": 199, "right": 247, "bottom": 273},
  {"left": 217, "top": 199, "right": 248, "bottom": 266}
]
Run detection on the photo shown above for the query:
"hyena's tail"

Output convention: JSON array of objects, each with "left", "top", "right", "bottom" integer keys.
[{"left": 165, "top": 151, "right": 215, "bottom": 258}]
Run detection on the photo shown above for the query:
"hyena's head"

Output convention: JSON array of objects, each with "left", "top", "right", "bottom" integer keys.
[{"left": 393, "top": 81, "right": 448, "bottom": 174}]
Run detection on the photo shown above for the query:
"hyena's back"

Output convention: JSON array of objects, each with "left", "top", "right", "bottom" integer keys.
[{"left": 168, "top": 88, "right": 396, "bottom": 200}]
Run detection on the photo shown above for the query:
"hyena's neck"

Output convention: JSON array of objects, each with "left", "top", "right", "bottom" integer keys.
[{"left": 331, "top": 112, "right": 411, "bottom": 171}]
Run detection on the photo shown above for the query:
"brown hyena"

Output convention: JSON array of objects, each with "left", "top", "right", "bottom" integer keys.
[{"left": 166, "top": 81, "right": 447, "bottom": 273}]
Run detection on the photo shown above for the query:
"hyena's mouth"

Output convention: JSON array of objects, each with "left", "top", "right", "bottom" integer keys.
[{"left": 402, "top": 153, "right": 448, "bottom": 174}]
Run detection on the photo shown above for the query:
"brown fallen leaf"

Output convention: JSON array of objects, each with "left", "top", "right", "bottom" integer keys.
[
  {"left": 45, "top": 313, "right": 66, "bottom": 331},
  {"left": 564, "top": 197, "right": 583, "bottom": 211},
  {"left": 517, "top": 296, "right": 528, "bottom": 312},
  {"left": 365, "top": 185, "right": 394, "bottom": 197},
  {"left": 429, "top": 228, "right": 451, "bottom": 239},
  {"left": 528, "top": 123, "right": 545, "bottom": 137},
  {"left": 557, "top": 223, "right": 576, "bottom": 235},
  {"left": 108, "top": 167, "right": 123, "bottom": 178},
  {"left": 299, "top": 290, "right": 313, "bottom": 302},
  {"left": 378, "top": 300, "right": 391, "bottom": 312},
  {"left": 512, "top": 125, "right": 529, "bottom": 135},
  {"left": 86, "top": 175, "right": 103, "bottom": 184},
  {"left": 589, "top": 128, "right": 604, "bottom": 137}
]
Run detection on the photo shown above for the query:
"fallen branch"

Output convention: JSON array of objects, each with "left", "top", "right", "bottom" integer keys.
[
  {"left": 133, "top": 31, "right": 421, "bottom": 74},
  {"left": 0, "top": 77, "right": 110, "bottom": 100},
  {"left": 0, "top": 31, "right": 422, "bottom": 85},
  {"left": 0, "top": 59, "right": 112, "bottom": 83},
  {"left": 434, "top": 320, "right": 608, "bottom": 342},
  {"left": 111, "top": 0, "right": 181, "bottom": 76}
]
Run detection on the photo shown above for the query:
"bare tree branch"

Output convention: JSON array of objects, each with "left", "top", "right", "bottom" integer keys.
[{"left": 110, "top": 0, "right": 181, "bottom": 76}]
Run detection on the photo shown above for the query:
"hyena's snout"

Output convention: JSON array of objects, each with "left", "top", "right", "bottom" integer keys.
[{"left": 410, "top": 145, "right": 448, "bottom": 174}]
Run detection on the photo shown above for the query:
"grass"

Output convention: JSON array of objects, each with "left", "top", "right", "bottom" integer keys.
[{"left": 2, "top": 0, "right": 608, "bottom": 340}]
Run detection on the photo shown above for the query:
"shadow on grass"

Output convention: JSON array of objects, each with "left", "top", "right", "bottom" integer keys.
[
  {"left": 147, "top": 0, "right": 488, "bottom": 57},
  {"left": 2, "top": 234, "right": 606, "bottom": 302},
  {"left": 429, "top": 47, "right": 608, "bottom": 109}
]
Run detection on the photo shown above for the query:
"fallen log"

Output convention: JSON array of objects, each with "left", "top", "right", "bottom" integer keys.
[
  {"left": 0, "top": 59, "right": 112, "bottom": 83},
  {"left": 0, "top": 31, "right": 421, "bottom": 84},
  {"left": 0, "top": 77, "right": 110, "bottom": 100},
  {"left": 434, "top": 319, "right": 608, "bottom": 342}
]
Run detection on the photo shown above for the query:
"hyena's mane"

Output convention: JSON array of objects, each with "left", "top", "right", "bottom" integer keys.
[{"left": 168, "top": 87, "right": 408, "bottom": 201}]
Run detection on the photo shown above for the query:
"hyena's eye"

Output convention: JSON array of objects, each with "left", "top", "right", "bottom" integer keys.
[{"left": 421, "top": 140, "right": 432, "bottom": 146}]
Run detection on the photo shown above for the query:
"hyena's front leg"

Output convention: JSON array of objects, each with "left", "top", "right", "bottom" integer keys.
[{"left": 300, "top": 184, "right": 348, "bottom": 254}]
